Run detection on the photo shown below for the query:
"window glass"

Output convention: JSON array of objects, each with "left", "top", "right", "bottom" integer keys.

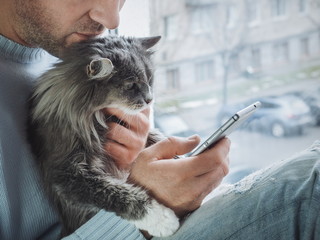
[
  {"left": 226, "top": 4, "right": 237, "bottom": 28},
  {"left": 251, "top": 47, "right": 261, "bottom": 68},
  {"left": 273, "top": 41, "right": 289, "bottom": 62},
  {"left": 271, "top": 0, "right": 286, "bottom": 17},
  {"left": 166, "top": 68, "right": 180, "bottom": 90},
  {"left": 247, "top": 0, "right": 259, "bottom": 24},
  {"left": 119, "top": 0, "right": 320, "bottom": 183},
  {"left": 299, "top": 0, "right": 307, "bottom": 13},
  {"left": 195, "top": 60, "right": 215, "bottom": 83},
  {"left": 300, "top": 37, "right": 309, "bottom": 57},
  {"left": 190, "top": 6, "right": 214, "bottom": 34},
  {"left": 164, "top": 15, "right": 178, "bottom": 40}
]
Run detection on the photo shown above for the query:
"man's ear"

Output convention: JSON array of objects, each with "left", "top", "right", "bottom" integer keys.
[{"left": 139, "top": 36, "right": 161, "bottom": 49}]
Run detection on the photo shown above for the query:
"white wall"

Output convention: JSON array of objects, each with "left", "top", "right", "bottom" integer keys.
[{"left": 118, "top": 0, "right": 150, "bottom": 37}]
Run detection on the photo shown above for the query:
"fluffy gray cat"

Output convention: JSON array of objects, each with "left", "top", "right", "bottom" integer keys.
[{"left": 28, "top": 35, "right": 179, "bottom": 237}]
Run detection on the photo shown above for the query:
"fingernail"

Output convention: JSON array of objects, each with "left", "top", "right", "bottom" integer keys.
[{"left": 187, "top": 135, "right": 199, "bottom": 140}]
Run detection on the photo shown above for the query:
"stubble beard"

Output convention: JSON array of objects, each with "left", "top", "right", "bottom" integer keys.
[
  {"left": 13, "top": 0, "right": 106, "bottom": 57},
  {"left": 14, "top": 0, "right": 66, "bottom": 56}
]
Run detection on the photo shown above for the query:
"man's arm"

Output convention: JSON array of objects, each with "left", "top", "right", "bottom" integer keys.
[{"left": 62, "top": 210, "right": 145, "bottom": 240}]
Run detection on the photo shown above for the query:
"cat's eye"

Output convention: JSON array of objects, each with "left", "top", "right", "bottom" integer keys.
[{"left": 125, "top": 82, "right": 135, "bottom": 90}]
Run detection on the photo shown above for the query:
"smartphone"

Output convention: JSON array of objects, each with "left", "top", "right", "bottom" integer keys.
[{"left": 179, "top": 101, "right": 261, "bottom": 158}]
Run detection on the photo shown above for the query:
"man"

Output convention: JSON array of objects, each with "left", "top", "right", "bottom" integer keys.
[
  {"left": 0, "top": 0, "right": 230, "bottom": 239},
  {"left": 0, "top": 0, "right": 319, "bottom": 240}
]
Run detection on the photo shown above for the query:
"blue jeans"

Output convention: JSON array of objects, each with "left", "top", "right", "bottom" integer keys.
[{"left": 155, "top": 140, "right": 320, "bottom": 240}]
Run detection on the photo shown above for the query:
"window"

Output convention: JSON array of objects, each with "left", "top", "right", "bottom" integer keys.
[
  {"left": 300, "top": 37, "right": 309, "bottom": 57},
  {"left": 299, "top": 0, "right": 307, "bottom": 13},
  {"left": 319, "top": 32, "right": 320, "bottom": 52},
  {"left": 195, "top": 60, "right": 214, "bottom": 82},
  {"left": 271, "top": 0, "right": 286, "bottom": 17},
  {"left": 247, "top": 0, "right": 259, "bottom": 24},
  {"left": 121, "top": 0, "right": 320, "bottom": 179},
  {"left": 273, "top": 41, "right": 289, "bottom": 62},
  {"left": 229, "top": 53, "right": 240, "bottom": 73},
  {"left": 251, "top": 47, "right": 261, "bottom": 68},
  {"left": 164, "top": 15, "right": 178, "bottom": 40},
  {"left": 226, "top": 4, "right": 237, "bottom": 28},
  {"left": 166, "top": 68, "right": 180, "bottom": 90},
  {"left": 190, "top": 6, "right": 214, "bottom": 34}
]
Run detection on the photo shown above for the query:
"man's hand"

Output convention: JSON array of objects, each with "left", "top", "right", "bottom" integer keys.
[
  {"left": 103, "top": 107, "right": 150, "bottom": 169},
  {"left": 129, "top": 136, "right": 230, "bottom": 218},
  {"left": 102, "top": 107, "right": 230, "bottom": 218}
]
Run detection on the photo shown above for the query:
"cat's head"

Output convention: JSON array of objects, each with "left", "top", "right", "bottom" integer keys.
[
  {"left": 33, "top": 35, "right": 161, "bottom": 145},
  {"left": 59, "top": 35, "right": 161, "bottom": 115}
]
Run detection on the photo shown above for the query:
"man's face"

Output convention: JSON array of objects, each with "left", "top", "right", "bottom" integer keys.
[{"left": 12, "top": 0, "right": 125, "bottom": 56}]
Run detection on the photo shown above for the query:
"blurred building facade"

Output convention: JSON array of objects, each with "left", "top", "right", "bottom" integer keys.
[{"left": 149, "top": 0, "right": 320, "bottom": 103}]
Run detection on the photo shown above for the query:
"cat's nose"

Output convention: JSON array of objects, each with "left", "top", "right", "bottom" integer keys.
[{"left": 144, "top": 95, "right": 153, "bottom": 104}]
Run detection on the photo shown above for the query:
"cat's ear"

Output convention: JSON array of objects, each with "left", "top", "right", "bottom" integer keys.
[
  {"left": 139, "top": 36, "right": 161, "bottom": 50},
  {"left": 87, "top": 58, "right": 114, "bottom": 80}
]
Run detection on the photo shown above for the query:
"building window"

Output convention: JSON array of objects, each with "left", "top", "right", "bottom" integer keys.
[
  {"left": 299, "top": 0, "right": 307, "bottom": 13},
  {"left": 251, "top": 47, "right": 261, "bottom": 68},
  {"left": 226, "top": 4, "right": 237, "bottom": 28},
  {"left": 271, "top": 0, "right": 286, "bottom": 17},
  {"left": 190, "top": 6, "right": 214, "bottom": 34},
  {"left": 319, "top": 32, "right": 320, "bottom": 52},
  {"left": 229, "top": 53, "right": 240, "bottom": 73},
  {"left": 195, "top": 60, "right": 214, "bottom": 82},
  {"left": 300, "top": 37, "right": 309, "bottom": 57},
  {"left": 164, "top": 15, "right": 177, "bottom": 40},
  {"left": 273, "top": 41, "right": 289, "bottom": 62},
  {"left": 166, "top": 68, "right": 180, "bottom": 90},
  {"left": 247, "top": 0, "right": 259, "bottom": 24}
]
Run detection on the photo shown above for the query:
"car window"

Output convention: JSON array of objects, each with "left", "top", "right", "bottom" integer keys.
[
  {"left": 119, "top": 0, "right": 320, "bottom": 183},
  {"left": 260, "top": 101, "right": 278, "bottom": 109},
  {"left": 154, "top": 114, "right": 195, "bottom": 137}
]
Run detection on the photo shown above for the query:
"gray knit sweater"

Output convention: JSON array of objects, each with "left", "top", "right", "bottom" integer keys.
[{"left": 0, "top": 35, "right": 144, "bottom": 240}]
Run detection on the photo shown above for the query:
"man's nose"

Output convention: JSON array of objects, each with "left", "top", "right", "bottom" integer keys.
[{"left": 89, "top": 0, "right": 125, "bottom": 30}]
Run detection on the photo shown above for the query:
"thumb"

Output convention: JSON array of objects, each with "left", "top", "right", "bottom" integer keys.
[{"left": 145, "top": 135, "right": 201, "bottom": 160}]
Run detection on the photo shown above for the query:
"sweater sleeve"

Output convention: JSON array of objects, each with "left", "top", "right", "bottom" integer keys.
[{"left": 62, "top": 210, "right": 145, "bottom": 240}]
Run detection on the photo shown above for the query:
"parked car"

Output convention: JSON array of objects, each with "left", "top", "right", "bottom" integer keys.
[
  {"left": 285, "top": 90, "right": 320, "bottom": 126},
  {"left": 154, "top": 113, "right": 196, "bottom": 137},
  {"left": 216, "top": 95, "right": 313, "bottom": 137}
]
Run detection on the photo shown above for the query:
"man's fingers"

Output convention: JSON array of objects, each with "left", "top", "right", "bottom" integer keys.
[
  {"left": 103, "top": 107, "right": 150, "bottom": 131},
  {"left": 102, "top": 108, "right": 151, "bottom": 170},
  {"left": 106, "top": 122, "right": 146, "bottom": 147},
  {"left": 142, "top": 137, "right": 230, "bottom": 179},
  {"left": 144, "top": 135, "right": 201, "bottom": 160},
  {"left": 186, "top": 138, "right": 230, "bottom": 176}
]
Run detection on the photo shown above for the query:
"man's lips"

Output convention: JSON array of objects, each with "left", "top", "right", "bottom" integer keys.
[
  {"left": 75, "top": 32, "right": 103, "bottom": 40},
  {"left": 66, "top": 32, "right": 104, "bottom": 46}
]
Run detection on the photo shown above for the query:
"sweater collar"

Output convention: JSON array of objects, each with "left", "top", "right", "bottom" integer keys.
[{"left": 0, "top": 35, "right": 48, "bottom": 64}]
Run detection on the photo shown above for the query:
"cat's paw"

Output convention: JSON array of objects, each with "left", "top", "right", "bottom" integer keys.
[{"left": 131, "top": 200, "right": 180, "bottom": 237}]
